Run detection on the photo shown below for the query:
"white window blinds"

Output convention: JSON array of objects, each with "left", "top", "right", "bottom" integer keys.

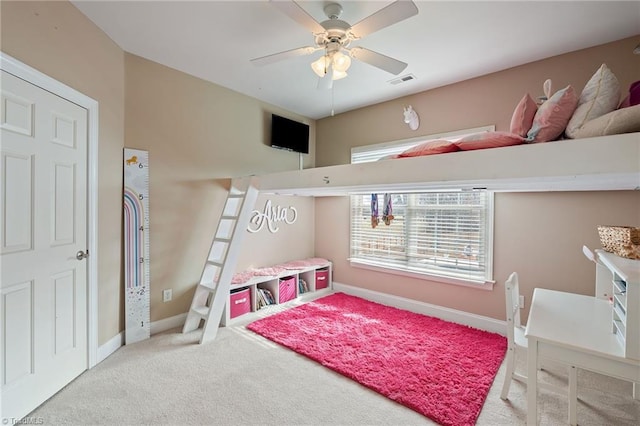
[
  {"left": 349, "top": 126, "right": 494, "bottom": 284},
  {"left": 350, "top": 191, "right": 492, "bottom": 283}
]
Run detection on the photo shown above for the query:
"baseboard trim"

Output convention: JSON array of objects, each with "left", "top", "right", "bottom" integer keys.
[
  {"left": 97, "top": 332, "right": 123, "bottom": 364},
  {"left": 332, "top": 282, "right": 506, "bottom": 335},
  {"left": 150, "top": 313, "right": 187, "bottom": 335},
  {"left": 95, "top": 313, "right": 187, "bottom": 365}
]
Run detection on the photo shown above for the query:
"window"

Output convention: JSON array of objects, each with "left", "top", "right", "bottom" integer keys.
[{"left": 349, "top": 128, "right": 494, "bottom": 286}]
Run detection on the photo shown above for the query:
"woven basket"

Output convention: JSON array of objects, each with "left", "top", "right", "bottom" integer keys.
[{"left": 597, "top": 225, "right": 640, "bottom": 259}]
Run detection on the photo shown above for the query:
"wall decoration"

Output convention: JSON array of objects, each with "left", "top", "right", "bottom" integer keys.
[
  {"left": 403, "top": 105, "right": 420, "bottom": 130},
  {"left": 123, "top": 148, "right": 150, "bottom": 344},
  {"left": 248, "top": 199, "right": 297, "bottom": 233}
]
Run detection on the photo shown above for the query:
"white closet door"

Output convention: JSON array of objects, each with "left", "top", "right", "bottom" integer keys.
[{"left": 1, "top": 70, "right": 88, "bottom": 420}]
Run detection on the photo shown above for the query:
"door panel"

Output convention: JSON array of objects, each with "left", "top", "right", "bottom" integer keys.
[
  {"left": 52, "top": 161, "right": 76, "bottom": 245},
  {"left": 1, "top": 152, "right": 33, "bottom": 253},
  {"left": 53, "top": 270, "right": 76, "bottom": 354},
  {"left": 2, "top": 281, "right": 33, "bottom": 384},
  {"left": 1, "top": 70, "right": 88, "bottom": 421},
  {"left": 1, "top": 90, "right": 33, "bottom": 136}
]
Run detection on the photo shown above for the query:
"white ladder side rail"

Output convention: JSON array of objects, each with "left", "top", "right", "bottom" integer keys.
[
  {"left": 199, "top": 177, "right": 259, "bottom": 343},
  {"left": 182, "top": 177, "right": 259, "bottom": 343}
]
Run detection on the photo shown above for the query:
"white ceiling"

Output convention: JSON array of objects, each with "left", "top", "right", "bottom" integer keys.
[{"left": 71, "top": 1, "right": 639, "bottom": 120}]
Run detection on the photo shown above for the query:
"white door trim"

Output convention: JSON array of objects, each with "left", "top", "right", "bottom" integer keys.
[{"left": 1, "top": 52, "right": 100, "bottom": 368}]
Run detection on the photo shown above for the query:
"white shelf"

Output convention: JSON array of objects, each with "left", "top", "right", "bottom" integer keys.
[
  {"left": 595, "top": 250, "right": 640, "bottom": 360},
  {"left": 613, "top": 300, "right": 627, "bottom": 324},
  {"left": 253, "top": 133, "right": 640, "bottom": 196},
  {"left": 220, "top": 261, "right": 332, "bottom": 326}
]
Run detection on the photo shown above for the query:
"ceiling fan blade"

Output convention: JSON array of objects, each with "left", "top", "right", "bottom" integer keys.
[
  {"left": 250, "top": 46, "right": 317, "bottom": 66},
  {"left": 349, "top": 0, "right": 419, "bottom": 39},
  {"left": 350, "top": 47, "right": 408, "bottom": 75},
  {"left": 269, "top": 0, "right": 326, "bottom": 34}
]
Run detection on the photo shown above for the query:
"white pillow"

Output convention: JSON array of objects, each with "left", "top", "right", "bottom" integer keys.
[
  {"left": 566, "top": 64, "right": 620, "bottom": 138},
  {"left": 573, "top": 105, "right": 640, "bottom": 138}
]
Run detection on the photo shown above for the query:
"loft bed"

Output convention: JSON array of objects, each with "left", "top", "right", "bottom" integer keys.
[
  {"left": 252, "top": 132, "right": 640, "bottom": 196},
  {"left": 255, "top": 64, "right": 640, "bottom": 195},
  {"left": 186, "top": 131, "right": 639, "bottom": 344},
  {"left": 187, "top": 64, "right": 639, "bottom": 344}
]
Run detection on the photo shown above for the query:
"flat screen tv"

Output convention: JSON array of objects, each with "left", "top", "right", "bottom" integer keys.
[{"left": 270, "top": 114, "right": 309, "bottom": 154}]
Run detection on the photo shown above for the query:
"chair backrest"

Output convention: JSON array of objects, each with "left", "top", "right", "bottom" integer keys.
[{"left": 504, "top": 272, "right": 522, "bottom": 345}]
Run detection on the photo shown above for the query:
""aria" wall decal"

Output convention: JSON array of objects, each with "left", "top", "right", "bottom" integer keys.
[{"left": 247, "top": 199, "right": 298, "bottom": 233}]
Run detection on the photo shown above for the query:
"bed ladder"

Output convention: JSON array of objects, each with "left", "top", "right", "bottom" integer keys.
[{"left": 182, "top": 176, "right": 259, "bottom": 344}]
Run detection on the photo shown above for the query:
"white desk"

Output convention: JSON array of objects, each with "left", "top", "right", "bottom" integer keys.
[{"left": 525, "top": 288, "right": 640, "bottom": 425}]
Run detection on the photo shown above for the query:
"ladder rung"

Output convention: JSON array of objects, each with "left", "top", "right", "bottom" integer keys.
[
  {"left": 191, "top": 306, "right": 209, "bottom": 318},
  {"left": 206, "top": 260, "right": 223, "bottom": 267},
  {"left": 221, "top": 215, "right": 238, "bottom": 220},
  {"left": 214, "top": 238, "right": 231, "bottom": 243},
  {"left": 227, "top": 193, "right": 244, "bottom": 198},
  {"left": 198, "top": 282, "right": 216, "bottom": 291}
]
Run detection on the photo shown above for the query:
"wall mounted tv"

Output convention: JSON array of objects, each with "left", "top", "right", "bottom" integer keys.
[{"left": 270, "top": 114, "right": 309, "bottom": 154}]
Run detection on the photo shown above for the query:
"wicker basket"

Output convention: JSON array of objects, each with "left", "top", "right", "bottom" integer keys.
[{"left": 597, "top": 225, "right": 640, "bottom": 259}]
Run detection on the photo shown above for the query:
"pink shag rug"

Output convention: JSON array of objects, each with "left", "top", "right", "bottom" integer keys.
[{"left": 247, "top": 293, "right": 506, "bottom": 426}]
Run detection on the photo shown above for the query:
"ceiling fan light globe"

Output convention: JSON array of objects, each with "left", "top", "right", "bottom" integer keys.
[
  {"left": 332, "top": 52, "right": 351, "bottom": 72},
  {"left": 311, "top": 56, "right": 329, "bottom": 77},
  {"left": 332, "top": 69, "right": 348, "bottom": 81}
]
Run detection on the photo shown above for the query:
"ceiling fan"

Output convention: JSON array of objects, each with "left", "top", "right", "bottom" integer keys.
[{"left": 251, "top": 0, "right": 419, "bottom": 89}]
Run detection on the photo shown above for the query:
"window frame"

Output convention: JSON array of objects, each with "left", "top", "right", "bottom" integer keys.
[{"left": 349, "top": 126, "right": 496, "bottom": 290}]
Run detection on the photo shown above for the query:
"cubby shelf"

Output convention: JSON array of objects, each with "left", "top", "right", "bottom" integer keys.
[
  {"left": 595, "top": 250, "right": 640, "bottom": 360},
  {"left": 220, "top": 261, "right": 332, "bottom": 326}
]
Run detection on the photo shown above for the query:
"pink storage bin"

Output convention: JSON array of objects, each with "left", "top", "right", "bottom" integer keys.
[
  {"left": 316, "top": 269, "right": 329, "bottom": 290},
  {"left": 229, "top": 287, "right": 251, "bottom": 319},
  {"left": 279, "top": 277, "right": 296, "bottom": 303}
]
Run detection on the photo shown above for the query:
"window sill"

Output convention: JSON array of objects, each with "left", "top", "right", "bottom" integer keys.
[{"left": 349, "top": 259, "right": 494, "bottom": 291}]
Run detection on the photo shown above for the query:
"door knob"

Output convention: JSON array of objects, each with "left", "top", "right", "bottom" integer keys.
[{"left": 76, "top": 250, "right": 88, "bottom": 260}]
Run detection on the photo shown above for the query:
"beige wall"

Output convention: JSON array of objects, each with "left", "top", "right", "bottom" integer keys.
[
  {"left": 316, "top": 192, "right": 640, "bottom": 322},
  {"left": 315, "top": 36, "right": 640, "bottom": 322},
  {"left": 1, "top": 0, "right": 125, "bottom": 345},
  {"left": 124, "top": 54, "right": 316, "bottom": 322},
  {"left": 1, "top": 1, "right": 317, "bottom": 344}
]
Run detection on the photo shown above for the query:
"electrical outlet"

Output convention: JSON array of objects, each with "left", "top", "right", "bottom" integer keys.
[
  {"left": 163, "top": 289, "right": 172, "bottom": 302},
  {"left": 519, "top": 295, "right": 525, "bottom": 309}
]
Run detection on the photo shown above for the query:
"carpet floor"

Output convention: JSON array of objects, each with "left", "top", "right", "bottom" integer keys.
[
  {"left": 247, "top": 293, "right": 506, "bottom": 426},
  {"left": 27, "top": 292, "right": 640, "bottom": 425}
]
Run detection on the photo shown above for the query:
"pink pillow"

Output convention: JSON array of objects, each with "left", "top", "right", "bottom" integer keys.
[
  {"left": 510, "top": 93, "right": 538, "bottom": 137},
  {"left": 455, "top": 131, "right": 525, "bottom": 151},
  {"left": 619, "top": 96, "right": 630, "bottom": 108},
  {"left": 619, "top": 80, "right": 640, "bottom": 109},
  {"left": 526, "top": 85, "right": 578, "bottom": 142},
  {"left": 397, "top": 139, "right": 459, "bottom": 157}
]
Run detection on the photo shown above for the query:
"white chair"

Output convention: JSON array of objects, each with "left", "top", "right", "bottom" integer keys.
[
  {"left": 500, "top": 272, "right": 529, "bottom": 399},
  {"left": 500, "top": 272, "right": 578, "bottom": 425}
]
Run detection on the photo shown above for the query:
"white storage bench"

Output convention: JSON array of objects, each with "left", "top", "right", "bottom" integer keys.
[{"left": 220, "top": 258, "right": 332, "bottom": 326}]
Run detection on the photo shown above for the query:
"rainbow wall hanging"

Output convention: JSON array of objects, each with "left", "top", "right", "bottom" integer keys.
[{"left": 123, "top": 148, "right": 150, "bottom": 344}]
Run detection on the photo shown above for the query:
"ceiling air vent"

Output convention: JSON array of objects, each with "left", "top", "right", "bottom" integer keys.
[{"left": 388, "top": 74, "right": 416, "bottom": 85}]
